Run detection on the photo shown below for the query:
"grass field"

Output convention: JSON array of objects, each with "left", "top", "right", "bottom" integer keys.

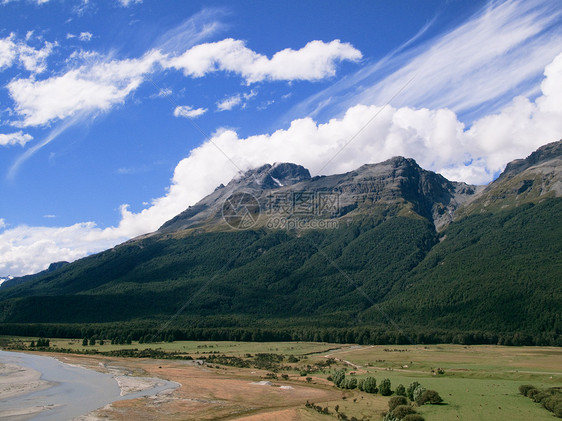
[{"left": 2, "top": 337, "right": 560, "bottom": 420}]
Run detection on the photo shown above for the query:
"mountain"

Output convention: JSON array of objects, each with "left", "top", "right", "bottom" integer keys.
[
  {"left": 0, "top": 261, "right": 69, "bottom": 290},
  {"left": 0, "top": 141, "right": 560, "bottom": 345}
]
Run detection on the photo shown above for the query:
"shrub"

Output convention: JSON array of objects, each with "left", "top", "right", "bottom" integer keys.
[
  {"left": 363, "top": 377, "right": 377, "bottom": 393},
  {"left": 519, "top": 384, "right": 536, "bottom": 396},
  {"left": 380, "top": 378, "right": 392, "bottom": 396},
  {"left": 543, "top": 395, "right": 562, "bottom": 412},
  {"left": 419, "top": 390, "right": 443, "bottom": 405},
  {"left": 391, "top": 404, "right": 416, "bottom": 419},
  {"left": 533, "top": 391, "right": 551, "bottom": 403},
  {"left": 388, "top": 396, "right": 408, "bottom": 412},
  {"left": 553, "top": 402, "right": 562, "bottom": 418},
  {"left": 402, "top": 415, "right": 425, "bottom": 421},
  {"left": 382, "top": 413, "right": 399, "bottom": 421},
  {"left": 527, "top": 388, "right": 540, "bottom": 399},
  {"left": 395, "top": 384, "right": 406, "bottom": 396}
]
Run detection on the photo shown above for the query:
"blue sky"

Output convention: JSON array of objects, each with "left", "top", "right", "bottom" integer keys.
[{"left": 1, "top": 0, "right": 561, "bottom": 277}]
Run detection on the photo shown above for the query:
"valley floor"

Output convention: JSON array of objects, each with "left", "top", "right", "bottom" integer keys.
[{"left": 1, "top": 340, "right": 560, "bottom": 420}]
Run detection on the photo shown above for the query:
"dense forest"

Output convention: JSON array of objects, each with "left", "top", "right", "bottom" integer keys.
[{"left": 1, "top": 198, "right": 560, "bottom": 346}]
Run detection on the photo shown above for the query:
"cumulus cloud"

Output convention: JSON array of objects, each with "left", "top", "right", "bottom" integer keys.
[
  {"left": 7, "top": 38, "right": 359, "bottom": 129},
  {"left": 164, "top": 38, "right": 362, "bottom": 83},
  {"left": 0, "top": 131, "right": 32, "bottom": 147},
  {"left": 3, "top": 51, "right": 561, "bottom": 277},
  {"left": 8, "top": 49, "right": 163, "bottom": 127},
  {"left": 173, "top": 105, "right": 207, "bottom": 118},
  {"left": 0, "top": 222, "right": 129, "bottom": 277}
]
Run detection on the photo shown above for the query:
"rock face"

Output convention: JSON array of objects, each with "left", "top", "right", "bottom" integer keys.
[
  {"left": 457, "top": 140, "right": 562, "bottom": 217},
  {"left": 158, "top": 157, "right": 482, "bottom": 234}
]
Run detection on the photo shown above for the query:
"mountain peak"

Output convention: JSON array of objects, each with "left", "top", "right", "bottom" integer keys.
[{"left": 238, "top": 162, "right": 311, "bottom": 189}]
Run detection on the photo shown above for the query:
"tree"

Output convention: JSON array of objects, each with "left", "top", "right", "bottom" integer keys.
[
  {"left": 332, "top": 369, "right": 346, "bottom": 388},
  {"left": 89, "top": 337, "right": 96, "bottom": 346},
  {"left": 380, "top": 378, "right": 392, "bottom": 396},
  {"left": 395, "top": 384, "right": 406, "bottom": 396},
  {"left": 82, "top": 337, "right": 88, "bottom": 346},
  {"left": 357, "top": 378, "right": 365, "bottom": 391},
  {"left": 30, "top": 340, "right": 35, "bottom": 347},
  {"left": 344, "top": 377, "right": 357, "bottom": 389},
  {"left": 413, "top": 385, "right": 427, "bottom": 403},
  {"left": 407, "top": 381, "right": 421, "bottom": 400},
  {"left": 363, "top": 377, "right": 377, "bottom": 393}
]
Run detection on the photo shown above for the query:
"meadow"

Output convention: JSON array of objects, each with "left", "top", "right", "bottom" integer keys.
[{"left": 2, "top": 337, "right": 560, "bottom": 420}]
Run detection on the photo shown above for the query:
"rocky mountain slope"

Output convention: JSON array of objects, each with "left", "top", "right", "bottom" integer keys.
[{"left": 158, "top": 156, "right": 481, "bottom": 235}]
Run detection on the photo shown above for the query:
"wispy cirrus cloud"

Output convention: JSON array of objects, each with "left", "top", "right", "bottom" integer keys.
[{"left": 288, "top": 0, "right": 562, "bottom": 123}]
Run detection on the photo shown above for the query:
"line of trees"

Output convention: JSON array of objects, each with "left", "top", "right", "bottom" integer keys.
[{"left": 1, "top": 323, "right": 560, "bottom": 346}]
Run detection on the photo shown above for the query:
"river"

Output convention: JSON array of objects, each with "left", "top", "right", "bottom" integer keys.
[{"left": 0, "top": 350, "right": 179, "bottom": 420}]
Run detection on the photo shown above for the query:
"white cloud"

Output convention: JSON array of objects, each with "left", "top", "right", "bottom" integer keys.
[
  {"left": 117, "top": 0, "right": 141, "bottom": 6},
  {"left": 7, "top": 38, "right": 357, "bottom": 128},
  {"left": 164, "top": 38, "right": 362, "bottom": 83},
  {"left": 4, "top": 51, "right": 561, "bottom": 277},
  {"left": 173, "top": 105, "right": 207, "bottom": 118},
  {"left": 8, "top": 49, "right": 163, "bottom": 127},
  {"left": 0, "top": 131, "right": 32, "bottom": 147},
  {"left": 0, "top": 35, "right": 16, "bottom": 69},
  {"left": 67, "top": 32, "right": 93, "bottom": 42},
  {"left": 216, "top": 90, "right": 257, "bottom": 111},
  {"left": 0, "top": 34, "right": 53, "bottom": 73},
  {"left": 156, "top": 88, "right": 172, "bottom": 97},
  {"left": 216, "top": 94, "right": 241, "bottom": 111},
  {"left": 17, "top": 40, "right": 54, "bottom": 73},
  {"left": 0, "top": 219, "right": 5, "bottom": 230},
  {"left": 78, "top": 32, "right": 93, "bottom": 42},
  {"left": 0, "top": 222, "right": 129, "bottom": 277},
  {"left": 1, "top": 0, "right": 49, "bottom": 4}
]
